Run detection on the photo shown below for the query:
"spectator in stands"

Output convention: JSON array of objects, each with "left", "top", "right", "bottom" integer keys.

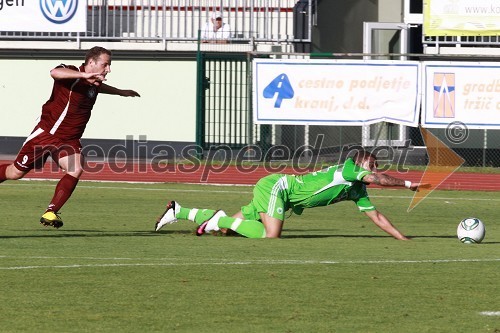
[
  {"left": 201, "top": 11, "right": 232, "bottom": 43},
  {"left": 0, "top": 46, "right": 140, "bottom": 229}
]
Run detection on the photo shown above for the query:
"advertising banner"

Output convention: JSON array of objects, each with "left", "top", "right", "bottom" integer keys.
[
  {"left": 424, "top": 0, "right": 500, "bottom": 36},
  {"left": 422, "top": 62, "right": 500, "bottom": 129},
  {"left": 252, "top": 59, "right": 420, "bottom": 126},
  {"left": 0, "top": 0, "right": 86, "bottom": 32}
]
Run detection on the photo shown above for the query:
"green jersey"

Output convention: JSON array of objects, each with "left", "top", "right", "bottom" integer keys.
[
  {"left": 241, "top": 158, "right": 376, "bottom": 222},
  {"left": 287, "top": 158, "right": 375, "bottom": 214}
]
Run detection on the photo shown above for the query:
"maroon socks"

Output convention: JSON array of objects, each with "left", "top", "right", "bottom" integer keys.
[
  {"left": 46, "top": 174, "right": 79, "bottom": 212},
  {"left": 0, "top": 164, "right": 8, "bottom": 183}
]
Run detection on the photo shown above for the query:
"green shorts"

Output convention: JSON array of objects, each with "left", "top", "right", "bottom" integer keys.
[{"left": 241, "top": 174, "right": 290, "bottom": 221}]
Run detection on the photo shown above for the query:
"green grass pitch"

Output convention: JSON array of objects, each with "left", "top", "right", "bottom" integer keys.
[{"left": 1, "top": 180, "right": 499, "bottom": 333}]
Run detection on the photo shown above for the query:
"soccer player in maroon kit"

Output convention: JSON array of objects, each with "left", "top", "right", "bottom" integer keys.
[{"left": 0, "top": 46, "right": 140, "bottom": 228}]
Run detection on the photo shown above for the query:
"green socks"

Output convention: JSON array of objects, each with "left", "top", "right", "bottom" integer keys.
[
  {"left": 218, "top": 217, "right": 266, "bottom": 238},
  {"left": 177, "top": 207, "right": 266, "bottom": 238},
  {"left": 177, "top": 207, "right": 215, "bottom": 225}
]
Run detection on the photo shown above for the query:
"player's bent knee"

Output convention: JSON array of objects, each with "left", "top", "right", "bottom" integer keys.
[
  {"left": 11, "top": 172, "right": 26, "bottom": 180},
  {"left": 7, "top": 165, "right": 27, "bottom": 180},
  {"left": 65, "top": 165, "right": 84, "bottom": 178},
  {"left": 263, "top": 227, "right": 281, "bottom": 238},
  {"left": 67, "top": 168, "right": 84, "bottom": 178}
]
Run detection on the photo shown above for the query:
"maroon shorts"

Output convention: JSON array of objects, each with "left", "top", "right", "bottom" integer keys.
[{"left": 14, "top": 128, "right": 82, "bottom": 172}]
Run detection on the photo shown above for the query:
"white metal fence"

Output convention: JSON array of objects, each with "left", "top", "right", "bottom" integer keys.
[{"left": 0, "top": 0, "right": 312, "bottom": 45}]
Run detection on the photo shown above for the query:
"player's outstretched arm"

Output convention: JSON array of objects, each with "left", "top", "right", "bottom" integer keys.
[
  {"left": 362, "top": 173, "right": 429, "bottom": 192},
  {"left": 99, "top": 83, "right": 140, "bottom": 97},
  {"left": 50, "top": 68, "right": 107, "bottom": 84},
  {"left": 364, "top": 210, "right": 409, "bottom": 240}
]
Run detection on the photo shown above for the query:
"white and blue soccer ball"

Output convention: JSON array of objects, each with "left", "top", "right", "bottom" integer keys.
[{"left": 457, "top": 218, "right": 485, "bottom": 244}]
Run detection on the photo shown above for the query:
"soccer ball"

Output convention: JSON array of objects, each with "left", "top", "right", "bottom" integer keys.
[{"left": 457, "top": 218, "right": 485, "bottom": 244}]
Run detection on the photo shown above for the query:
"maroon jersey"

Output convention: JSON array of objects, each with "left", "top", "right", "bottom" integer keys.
[{"left": 38, "top": 64, "right": 99, "bottom": 140}]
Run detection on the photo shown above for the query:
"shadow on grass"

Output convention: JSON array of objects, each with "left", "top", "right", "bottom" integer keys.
[
  {"left": 3, "top": 230, "right": 499, "bottom": 244},
  {"left": 282, "top": 229, "right": 459, "bottom": 239},
  {"left": 283, "top": 234, "right": 500, "bottom": 243},
  {"left": 282, "top": 235, "right": 456, "bottom": 239},
  {"left": 0, "top": 229, "right": 195, "bottom": 239},
  {"left": 282, "top": 234, "right": 391, "bottom": 239}
]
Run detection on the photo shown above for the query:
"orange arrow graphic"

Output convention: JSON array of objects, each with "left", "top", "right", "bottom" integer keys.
[{"left": 408, "top": 126, "right": 465, "bottom": 211}]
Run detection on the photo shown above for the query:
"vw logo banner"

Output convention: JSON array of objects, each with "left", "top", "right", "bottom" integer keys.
[{"left": 0, "top": 0, "right": 86, "bottom": 32}]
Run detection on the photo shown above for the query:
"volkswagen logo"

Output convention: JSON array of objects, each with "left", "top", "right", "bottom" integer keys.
[{"left": 40, "top": 0, "right": 79, "bottom": 24}]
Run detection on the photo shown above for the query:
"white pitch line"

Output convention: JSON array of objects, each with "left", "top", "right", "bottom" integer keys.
[
  {"left": 479, "top": 311, "right": 500, "bottom": 316},
  {"left": 1, "top": 182, "right": 249, "bottom": 194},
  {"left": 0, "top": 258, "right": 499, "bottom": 270},
  {"left": 2, "top": 182, "right": 500, "bottom": 201},
  {"left": 0, "top": 255, "right": 182, "bottom": 261}
]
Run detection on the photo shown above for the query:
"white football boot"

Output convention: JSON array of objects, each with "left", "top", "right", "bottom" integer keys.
[
  {"left": 155, "top": 201, "right": 181, "bottom": 231},
  {"left": 196, "top": 210, "right": 227, "bottom": 236}
]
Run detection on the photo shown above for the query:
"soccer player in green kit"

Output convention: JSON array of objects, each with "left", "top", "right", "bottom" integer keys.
[{"left": 155, "top": 150, "right": 427, "bottom": 240}]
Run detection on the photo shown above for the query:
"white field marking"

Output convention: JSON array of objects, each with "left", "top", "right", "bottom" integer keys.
[
  {"left": 0, "top": 257, "right": 498, "bottom": 270},
  {"left": 3, "top": 181, "right": 500, "bottom": 201},
  {"left": 2, "top": 181, "right": 250, "bottom": 194},
  {"left": 479, "top": 311, "right": 500, "bottom": 316},
  {"left": 0, "top": 255, "right": 181, "bottom": 261}
]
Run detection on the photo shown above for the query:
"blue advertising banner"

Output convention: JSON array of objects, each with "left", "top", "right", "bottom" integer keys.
[{"left": 253, "top": 59, "right": 421, "bottom": 126}]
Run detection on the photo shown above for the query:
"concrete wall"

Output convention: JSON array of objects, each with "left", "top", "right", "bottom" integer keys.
[
  {"left": 378, "top": 1, "right": 403, "bottom": 23},
  {"left": 0, "top": 58, "right": 197, "bottom": 143},
  {"left": 312, "top": 0, "right": 403, "bottom": 53},
  {"left": 313, "top": 0, "right": 378, "bottom": 53}
]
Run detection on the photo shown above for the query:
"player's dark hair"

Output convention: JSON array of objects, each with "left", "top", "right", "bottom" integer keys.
[
  {"left": 352, "top": 149, "right": 377, "bottom": 165},
  {"left": 84, "top": 46, "right": 112, "bottom": 65}
]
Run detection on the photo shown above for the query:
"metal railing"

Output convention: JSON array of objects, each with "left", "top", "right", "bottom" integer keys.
[
  {"left": 0, "top": 0, "right": 312, "bottom": 47},
  {"left": 423, "top": 35, "right": 500, "bottom": 46}
]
